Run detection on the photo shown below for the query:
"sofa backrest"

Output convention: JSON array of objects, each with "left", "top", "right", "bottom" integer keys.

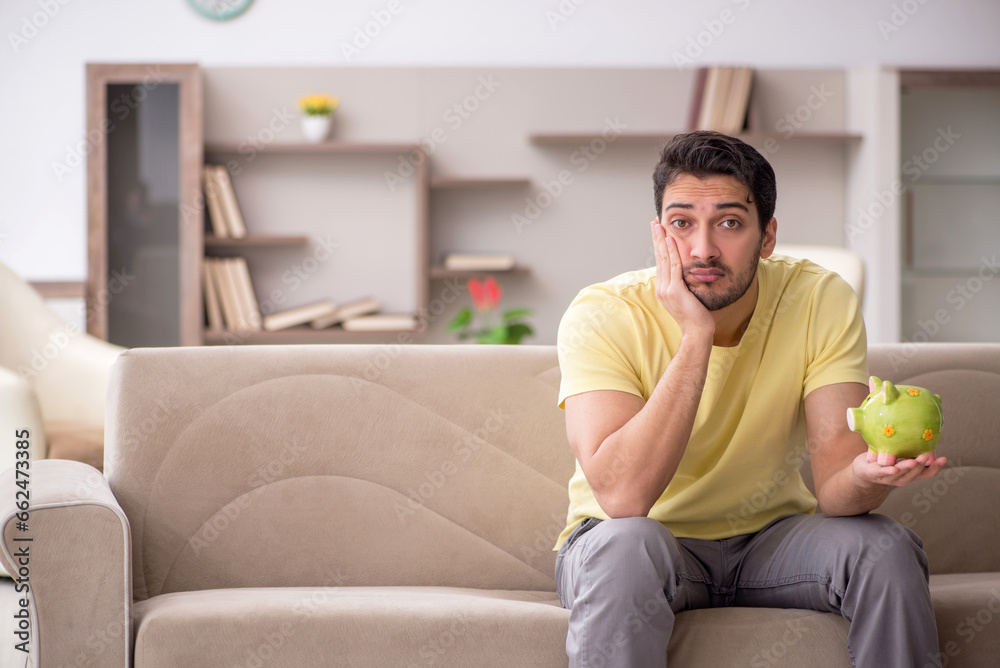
[
  {"left": 106, "top": 345, "right": 574, "bottom": 602},
  {"left": 106, "top": 343, "right": 999, "bottom": 601},
  {"left": 866, "top": 343, "right": 1000, "bottom": 575}
]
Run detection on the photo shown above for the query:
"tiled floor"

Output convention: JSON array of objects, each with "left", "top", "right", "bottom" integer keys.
[{"left": 0, "top": 578, "right": 28, "bottom": 668}]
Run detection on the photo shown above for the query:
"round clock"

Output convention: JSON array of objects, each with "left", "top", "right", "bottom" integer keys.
[{"left": 186, "top": 0, "right": 255, "bottom": 21}]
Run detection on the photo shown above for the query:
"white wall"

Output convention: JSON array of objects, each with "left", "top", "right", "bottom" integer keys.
[{"left": 2, "top": 0, "right": 998, "bottom": 334}]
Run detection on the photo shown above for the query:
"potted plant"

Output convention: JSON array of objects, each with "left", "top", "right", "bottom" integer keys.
[
  {"left": 298, "top": 94, "right": 339, "bottom": 143},
  {"left": 448, "top": 276, "right": 534, "bottom": 344}
]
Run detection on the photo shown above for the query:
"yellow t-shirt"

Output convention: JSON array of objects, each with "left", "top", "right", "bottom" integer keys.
[{"left": 554, "top": 254, "right": 868, "bottom": 548}]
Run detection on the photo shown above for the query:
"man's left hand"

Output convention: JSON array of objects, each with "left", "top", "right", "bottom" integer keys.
[{"left": 851, "top": 451, "right": 948, "bottom": 488}]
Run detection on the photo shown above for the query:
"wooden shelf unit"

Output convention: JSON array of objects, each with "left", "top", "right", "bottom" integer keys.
[
  {"left": 204, "top": 235, "right": 310, "bottom": 248},
  {"left": 429, "top": 265, "right": 531, "bottom": 280},
  {"left": 528, "top": 131, "right": 864, "bottom": 144},
  {"left": 201, "top": 140, "right": 428, "bottom": 344},
  {"left": 429, "top": 176, "right": 532, "bottom": 189}
]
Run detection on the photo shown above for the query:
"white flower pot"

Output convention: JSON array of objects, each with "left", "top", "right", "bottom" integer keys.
[{"left": 301, "top": 115, "right": 333, "bottom": 143}]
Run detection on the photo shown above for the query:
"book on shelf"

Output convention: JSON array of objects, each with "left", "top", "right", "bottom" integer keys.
[
  {"left": 231, "top": 256, "right": 262, "bottom": 331},
  {"left": 202, "top": 166, "right": 229, "bottom": 239},
  {"left": 341, "top": 314, "right": 418, "bottom": 332},
  {"left": 205, "top": 256, "right": 261, "bottom": 333},
  {"left": 691, "top": 66, "right": 753, "bottom": 134},
  {"left": 205, "top": 165, "right": 248, "bottom": 239},
  {"left": 442, "top": 252, "right": 516, "bottom": 272},
  {"left": 205, "top": 258, "right": 241, "bottom": 332},
  {"left": 202, "top": 258, "right": 224, "bottom": 331},
  {"left": 262, "top": 299, "right": 338, "bottom": 332},
  {"left": 310, "top": 296, "right": 382, "bottom": 329}
]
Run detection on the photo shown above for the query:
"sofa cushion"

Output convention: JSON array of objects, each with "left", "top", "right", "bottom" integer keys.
[
  {"left": 133, "top": 586, "right": 568, "bottom": 668},
  {"left": 929, "top": 572, "right": 1000, "bottom": 667},
  {"left": 668, "top": 607, "right": 850, "bottom": 667}
]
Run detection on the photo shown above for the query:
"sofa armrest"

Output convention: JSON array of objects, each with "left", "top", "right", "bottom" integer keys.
[{"left": 0, "top": 459, "right": 131, "bottom": 667}]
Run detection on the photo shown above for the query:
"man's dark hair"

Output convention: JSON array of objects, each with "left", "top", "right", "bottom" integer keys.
[{"left": 652, "top": 131, "right": 776, "bottom": 233}]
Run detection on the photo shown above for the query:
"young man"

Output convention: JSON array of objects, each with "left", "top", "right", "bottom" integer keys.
[{"left": 554, "top": 131, "right": 946, "bottom": 668}]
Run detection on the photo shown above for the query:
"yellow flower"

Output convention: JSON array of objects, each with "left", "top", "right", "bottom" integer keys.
[
  {"left": 923, "top": 429, "right": 934, "bottom": 441},
  {"left": 299, "top": 94, "right": 339, "bottom": 116},
  {"left": 882, "top": 425, "right": 895, "bottom": 437},
  {"left": 907, "top": 388, "right": 919, "bottom": 396}
]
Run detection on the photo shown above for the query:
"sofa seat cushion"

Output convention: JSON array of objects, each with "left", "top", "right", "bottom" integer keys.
[
  {"left": 929, "top": 572, "right": 1000, "bottom": 666},
  {"left": 133, "top": 586, "right": 568, "bottom": 667},
  {"left": 669, "top": 607, "right": 851, "bottom": 666}
]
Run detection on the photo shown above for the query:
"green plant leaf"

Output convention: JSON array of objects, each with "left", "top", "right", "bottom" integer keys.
[
  {"left": 447, "top": 308, "right": 472, "bottom": 332},
  {"left": 504, "top": 323, "right": 534, "bottom": 344},
  {"left": 502, "top": 308, "right": 532, "bottom": 320}
]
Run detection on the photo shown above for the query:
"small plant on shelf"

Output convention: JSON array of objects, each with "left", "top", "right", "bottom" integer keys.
[
  {"left": 448, "top": 276, "right": 533, "bottom": 345},
  {"left": 298, "top": 94, "right": 340, "bottom": 143},
  {"left": 298, "top": 94, "right": 339, "bottom": 116}
]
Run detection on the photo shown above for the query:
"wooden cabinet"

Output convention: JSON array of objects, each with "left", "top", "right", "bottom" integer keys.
[
  {"left": 899, "top": 70, "right": 1000, "bottom": 343},
  {"left": 86, "top": 63, "right": 202, "bottom": 347}
]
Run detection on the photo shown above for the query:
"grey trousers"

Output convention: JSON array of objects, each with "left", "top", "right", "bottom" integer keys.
[{"left": 555, "top": 513, "right": 940, "bottom": 668}]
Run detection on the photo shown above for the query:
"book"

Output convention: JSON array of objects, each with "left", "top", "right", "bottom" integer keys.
[
  {"left": 310, "top": 296, "right": 382, "bottom": 329},
  {"left": 211, "top": 165, "right": 248, "bottom": 239},
  {"left": 696, "top": 67, "right": 724, "bottom": 131},
  {"left": 442, "top": 252, "right": 516, "bottom": 271},
  {"left": 262, "top": 299, "right": 338, "bottom": 332},
  {"left": 687, "top": 67, "right": 709, "bottom": 132},
  {"left": 231, "top": 256, "right": 262, "bottom": 331},
  {"left": 202, "top": 166, "right": 228, "bottom": 239},
  {"left": 341, "top": 314, "right": 418, "bottom": 332},
  {"left": 694, "top": 66, "right": 754, "bottom": 134},
  {"left": 202, "top": 258, "right": 224, "bottom": 331},
  {"left": 720, "top": 67, "right": 753, "bottom": 134},
  {"left": 207, "top": 258, "right": 241, "bottom": 332}
]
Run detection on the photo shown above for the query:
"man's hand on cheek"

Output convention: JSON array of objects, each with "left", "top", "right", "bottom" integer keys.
[{"left": 650, "top": 219, "right": 714, "bottom": 338}]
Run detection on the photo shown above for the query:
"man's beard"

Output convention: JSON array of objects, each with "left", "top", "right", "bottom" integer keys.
[{"left": 683, "top": 243, "right": 762, "bottom": 312}]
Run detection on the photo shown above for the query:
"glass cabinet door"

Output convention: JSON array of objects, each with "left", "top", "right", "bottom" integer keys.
[{"left": 87, "top": 64, "right": 203, "bottom": 347}]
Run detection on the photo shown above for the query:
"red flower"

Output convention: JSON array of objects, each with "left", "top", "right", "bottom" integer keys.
[{"left": 468, "top": 276, "right": 502, "bottom": 311}]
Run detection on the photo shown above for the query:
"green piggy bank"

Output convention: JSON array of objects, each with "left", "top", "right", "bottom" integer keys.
[{"left": 846, "top": 376, "right": 943, "bottom": 464}]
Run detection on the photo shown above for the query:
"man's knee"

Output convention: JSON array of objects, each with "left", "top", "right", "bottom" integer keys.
[
  {"left": 842, "top": 514, "right": 929, "bottom": 578},
  {"left": 581, "top": 517, "right": 679, "bottom": 567}
]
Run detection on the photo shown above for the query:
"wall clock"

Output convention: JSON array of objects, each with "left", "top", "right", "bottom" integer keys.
[{"left": 186, "top": 0, "right": 255, "bottom": 21}]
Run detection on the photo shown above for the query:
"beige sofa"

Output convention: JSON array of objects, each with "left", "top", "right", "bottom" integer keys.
[{"left": 2, "top": 343, "right": 998, "bottom": 667}]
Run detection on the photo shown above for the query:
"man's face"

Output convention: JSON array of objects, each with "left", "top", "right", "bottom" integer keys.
[{"left": 657, "top": 173, "right": 775, "bottom": 312}]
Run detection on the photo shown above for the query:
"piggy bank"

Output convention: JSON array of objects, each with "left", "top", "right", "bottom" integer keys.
[{"left": 846, "top": 376, "right": 943, "bottom": 461}]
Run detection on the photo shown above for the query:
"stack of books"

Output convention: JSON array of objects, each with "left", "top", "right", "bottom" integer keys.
[
  {"left": 202, "top": 257, "right": 260, "bottom": 334},
  {"left": 688, "top": 66, "right": 754, "bottom": 135},
  {"left": 203, "top": 281, "right": 416, "bottom": 334},
  {"left": 203, "top": 165, "right": 248, "bottom": 238}
]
